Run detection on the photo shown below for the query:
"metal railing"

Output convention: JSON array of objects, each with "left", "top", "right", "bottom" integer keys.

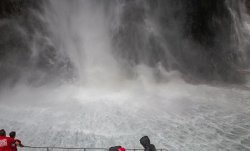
[{"left": 21, "top": 146, "right": 168, "bottom": 151}]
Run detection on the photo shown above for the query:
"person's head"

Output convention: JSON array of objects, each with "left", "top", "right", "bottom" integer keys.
[
  {"left": 140, "top": 136, "right": 150, "bottom": 148},
  {"left": 0, "top": 129, "right": 6, "bottom": 136},
  {"left": 9, "top": 131, "right": 16, "bottom": 138}
]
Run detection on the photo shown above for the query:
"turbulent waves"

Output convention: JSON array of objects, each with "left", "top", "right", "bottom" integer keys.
[{"left": 0, "top": 80, "right": 250, "bottom": 151}]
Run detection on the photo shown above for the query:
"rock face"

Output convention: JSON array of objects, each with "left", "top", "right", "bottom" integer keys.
[
  {"left": 178, "top": 0, "right": 243, "bottom": 82},
  {"left": 112, "top": 0, "right": 245, "bottom": 83},
  {"left": 0, "top": 0, "right": 248, "bottom": 86},
  {"left": 0, "top": 0, "right": 73, "bottom": 87},
  {"left": 246, "top": 0, "right": 250, "bottom": 14},
  {"left": 0, "top": 0, "right": 41, "bottom": 18}
]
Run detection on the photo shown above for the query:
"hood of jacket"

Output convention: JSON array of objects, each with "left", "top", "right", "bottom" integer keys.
[{"left": 140, "top": 136, "right": 150, "bottom": 148}]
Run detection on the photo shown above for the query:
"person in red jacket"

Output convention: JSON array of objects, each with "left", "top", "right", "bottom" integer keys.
[
  {"left": 109, "top": 146, "right": 126, "bottom": 151},
  {"left": 117, "top": 147, "right": 126, "bottom": 151},
  {"left": 9, "top": 132, "right": 23, "bottom": 151},
  {"left": 0, "top": 129, "right": 15, "bottom": 151}
]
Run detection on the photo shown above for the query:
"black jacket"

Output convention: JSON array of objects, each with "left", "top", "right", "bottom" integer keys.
[{"left": 140, "top": 136, "right": 156, "bottom": 151}]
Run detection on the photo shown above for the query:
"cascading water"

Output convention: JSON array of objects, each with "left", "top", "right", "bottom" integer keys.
[{"left": 0, "top": 0, "right": 250, "bottom": 151}]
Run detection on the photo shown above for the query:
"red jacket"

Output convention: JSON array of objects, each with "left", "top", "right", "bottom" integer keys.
[
  {"left": 0, "top": 136, "right": 14, "bottom": 151},
  {"left": 117, "top": 147, "right": 126, "bottom": 151},
  {"left": 11, "top": 139, "right": 23, "bottom": 151}
]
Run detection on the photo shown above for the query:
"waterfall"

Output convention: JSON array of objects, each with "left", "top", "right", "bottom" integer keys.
[{"left": 0, "top": 1, "right": 250, "bottom": 151}]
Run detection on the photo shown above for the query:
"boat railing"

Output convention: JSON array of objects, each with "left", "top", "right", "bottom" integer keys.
[{"left": 21, "top": 146, "right": 168, "bottom": 151}]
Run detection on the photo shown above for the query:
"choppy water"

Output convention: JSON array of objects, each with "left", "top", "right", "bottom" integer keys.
[{"left": 0, "top": 74, "right": 250, "bottom": 151}]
